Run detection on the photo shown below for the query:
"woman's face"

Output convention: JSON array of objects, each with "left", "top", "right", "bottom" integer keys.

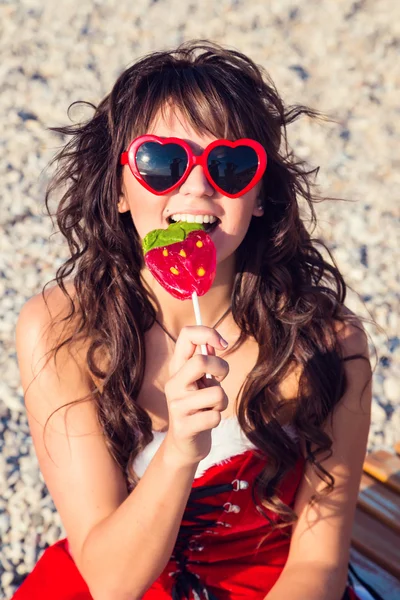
[{"left": 118, "top": 104, "right": 263, "bottom": 266}]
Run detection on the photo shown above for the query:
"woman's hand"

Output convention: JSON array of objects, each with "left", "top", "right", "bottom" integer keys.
[{"left": 162, "top": 326, "right": 230, "bottom": 468}]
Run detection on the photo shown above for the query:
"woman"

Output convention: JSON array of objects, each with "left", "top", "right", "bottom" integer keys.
[{"left": 14, "top": 40, "right": 375, "bottom": 599}]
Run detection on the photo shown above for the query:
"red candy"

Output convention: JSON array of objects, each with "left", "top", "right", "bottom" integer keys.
[{"left": 143, "top": 222, "right": 217, "bottom": 300}]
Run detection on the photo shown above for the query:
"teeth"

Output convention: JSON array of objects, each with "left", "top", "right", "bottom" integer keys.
[{"left": 170, "top": 214, "right": 217, "bottom": 224}]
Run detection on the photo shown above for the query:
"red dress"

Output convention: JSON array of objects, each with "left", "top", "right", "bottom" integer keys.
[{"left": 12, "top": 419, "right": 361, "bottom": 600}]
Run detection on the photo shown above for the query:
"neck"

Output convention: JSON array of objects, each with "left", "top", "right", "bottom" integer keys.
[{"left": 141, "top": 254, "right": 235, "bottom": 339}]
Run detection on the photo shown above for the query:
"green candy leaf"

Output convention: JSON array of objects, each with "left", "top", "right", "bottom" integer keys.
[{"left": 142, "top": 221, "right": 204, "bottom": 254}]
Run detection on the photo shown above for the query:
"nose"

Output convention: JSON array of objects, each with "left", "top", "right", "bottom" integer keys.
[{"left": 179, "top": 164, "right": 215, "bottom": 198}]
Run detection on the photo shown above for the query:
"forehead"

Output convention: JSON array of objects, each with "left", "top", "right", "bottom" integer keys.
[{"left": 146, "top": 104, "right": 218, "bottom": 145}]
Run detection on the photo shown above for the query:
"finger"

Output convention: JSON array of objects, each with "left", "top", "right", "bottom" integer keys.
[
  {"left": 184, "top": 408, "right": 222, "bottom": 434},
  {"left": 172, "top": 354, "right": 229, "bottom": 392},
  {"left": 179, "top": 385, "right": 228, "bottom": 415},
  {"left": 194, "top": 343, "right": 216, "bottom": 357},
  {"left": 169, "top": 326, "right": 228, "bottom": 378},
  {"left": 206, "top": 343, "right": 217, "bottom": 356},
  {"left": 193, "top": 343, "right": 215, "bottom": 382}
]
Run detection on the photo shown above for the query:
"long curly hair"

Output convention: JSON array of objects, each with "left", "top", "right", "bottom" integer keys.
[{"left": 36, "top": 39, "right": 376, "bottom": 531}]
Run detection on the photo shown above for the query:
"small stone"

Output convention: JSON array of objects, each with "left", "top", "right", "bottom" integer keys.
[
  {"left": 379, "top": 356, "right": 391, "bottom": 368},
  {"left": 388, "top": 337, "right": 400, "bottom": 353},
  {"left": 288, "top": 64, "right": 310, "bottom": 81},
  {"left": 360, "top": 245, "right": 368, "bottom": 267},
  {"left": 17, "top": 110, "right": 38, "bottom": 122},
  {"left": 383, "top": 377, "right": 398, "bottom": 403},
  {"left": 16, "top": 563, "right": 28, "bottom": 575},
  {"left": 8, "top": 542, "right": 23, "bottom": 565},
  {"left": 0, "top": 554, "right": 13, "bottom": 572},
  {"left": 339, "top": 128, "right": 351, "bottom": 141},
  {"left": 45, "top": 524, "right": 62, "bottom": 545},
  {"left": 24, "top": 542, "right": 37, "bottom": 568},
  {"left": 1, "top": 571, "right": 14, "bottom": 589},
  {"left": 0, "top": 513, "right": 11, "bottom": 534},
  {"left": 0, "top": 380, "right": 24, "bottom": 412},
  {"left": 371, "top": 397, "right": 386, "bottom": 424},
  {"left": 31, "top": 513, "right": 44, "bottom": 528},
  {"left": 7, "top": 470, "right": 20, "bottom": 487}
]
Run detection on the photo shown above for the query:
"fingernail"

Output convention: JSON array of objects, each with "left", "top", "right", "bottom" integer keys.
[{"left": 220, "top": 337, "right": 229, "bottom": 348}]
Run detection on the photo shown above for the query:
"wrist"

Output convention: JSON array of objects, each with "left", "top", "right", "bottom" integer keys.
[{"left": 159, "top": 438, "right": 200, "bottom": 474}]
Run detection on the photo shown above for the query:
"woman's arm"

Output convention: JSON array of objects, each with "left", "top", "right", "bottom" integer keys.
[
  {"left": 82, "top": 439, "right": 199, "bottom": 600},
  {"left": 17, "top": 288, "right": 234, "bottom": 600},
  {"left": 265, "top": 318, "right": 372, "bottom": 600},
  {"left": 16, "top": 292, "right": 199, "bottom": 600}
]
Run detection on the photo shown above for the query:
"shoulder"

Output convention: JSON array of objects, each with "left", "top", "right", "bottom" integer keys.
[
  {"left": 314, "top": 304, "right": 372, "bottom": 416},
  {"left": 334, "top": 308, "right": 372, "bottom": 424},
  {"left": 332, "top": 304, "right": 369, "bottom": 357},
  {"left": 16, "top": 280, "right": 90, "bottom": 379},
  {"left": 332, "top": 305, "right": 372, "bottom": 399},
  {"left": 302, "top": 304, "right": 373, "bottom": 439},
  {"left": 17, "top": 280, "right": 78, "bottom": 330},
  {"left": 278, "top": 305, "right": 369, "bottom": 407},
  {"left": 17, "top": 282, "right": 113, "bottom": 396},
  {"left": 18, "top": 280, "right": 79, "bottom": 324}
]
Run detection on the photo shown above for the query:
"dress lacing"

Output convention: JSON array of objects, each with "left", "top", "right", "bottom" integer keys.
[{"left": 168, "top": 478, "right": 249, "bottom": 600}]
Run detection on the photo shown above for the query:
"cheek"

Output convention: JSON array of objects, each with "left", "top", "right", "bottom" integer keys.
[
  {"left": 125, "top": 180, "right": 163, "bottom": 227},
  {"left": 228, "top": 199, "right": 255, "bottom": 234}
]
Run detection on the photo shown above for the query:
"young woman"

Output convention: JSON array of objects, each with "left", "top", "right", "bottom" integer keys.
[{"left": 13, "top": 40, "right": 375, "bottom": 600}]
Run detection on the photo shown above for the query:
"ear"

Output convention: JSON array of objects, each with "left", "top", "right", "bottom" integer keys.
[
  {"left": 117, "top": 194, "right": 130, "bottom": 214},
  {"left": 252, "top": 196, "right": 264, "bottom": 217},
  {"left": 251, "top": 181, "right": 264, "bottom": 217}
]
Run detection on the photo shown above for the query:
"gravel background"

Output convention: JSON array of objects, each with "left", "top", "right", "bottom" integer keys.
[{"left": 0, "top": 0, "right": 399, "bottom": 597}]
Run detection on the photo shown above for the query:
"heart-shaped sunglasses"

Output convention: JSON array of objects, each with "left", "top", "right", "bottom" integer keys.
[{"left": 120, "top": 135, "right": 267, "bottom": 198}]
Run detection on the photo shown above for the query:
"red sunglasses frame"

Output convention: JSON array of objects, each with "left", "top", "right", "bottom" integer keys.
[{"left": 120, "top": 135, "right": 267, "bottom": 198}]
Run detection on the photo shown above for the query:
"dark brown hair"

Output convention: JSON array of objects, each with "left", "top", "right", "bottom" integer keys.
[{"left": 34, "top": 39, "right": 377, "bottom": 530}]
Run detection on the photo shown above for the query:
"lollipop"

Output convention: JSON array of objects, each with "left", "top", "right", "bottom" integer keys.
[
  {"left": 142, "top": 221, "right": 216, "bottom": 300},
  {"left": 143, "top": 221, "right": 217, "bottom": 377}
]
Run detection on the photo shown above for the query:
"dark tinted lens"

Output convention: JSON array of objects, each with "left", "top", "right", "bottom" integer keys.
[
  {"left": 136, "top": 142, "right": 188, "bottom": 192},
  {"left": 208, "top": 146, "right": 258, "bottom": 194}
]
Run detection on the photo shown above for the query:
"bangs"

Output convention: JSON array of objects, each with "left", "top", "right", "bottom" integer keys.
[{"left": 130, "top": 65, "right": 253, "bottom": 143}]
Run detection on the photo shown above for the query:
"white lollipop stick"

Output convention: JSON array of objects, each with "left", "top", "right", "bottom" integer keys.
[{"left": 191, "top": 291, "right": 212, "bottom": 380}]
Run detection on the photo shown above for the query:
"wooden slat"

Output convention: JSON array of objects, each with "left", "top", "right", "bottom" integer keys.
[
  {"left": 358, "top": 473, "right": 400, "bottom": 534},
  {"left": 363, "top": 450, "right": 400, "bottom": 494},
  {"left": 352, "top": 507, "right": 400, "bottom": 579},
  {"left": 349, "top": 547, "right": 400, "bottom": 600}
]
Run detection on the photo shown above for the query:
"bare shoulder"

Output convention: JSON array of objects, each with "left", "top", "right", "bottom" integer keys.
[
  {"left": 318, "top": 303, "right": 372, "bottom": 415},
  {"left": 17, "top": 280, "right": 103, "bottom": 384},
  {"left": 333, "top": 303, "right": 370, "bottom": 360},
  {"left": 18, "top": 280, "right": 82, "bottom": 345},
  {"left": 276, "top": 304, "right": 370, "bottom": 423}
]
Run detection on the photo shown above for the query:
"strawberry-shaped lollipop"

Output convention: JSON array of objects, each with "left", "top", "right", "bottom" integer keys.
[{"left": 142, "top": 221, "right": 216, "bottom": 301}]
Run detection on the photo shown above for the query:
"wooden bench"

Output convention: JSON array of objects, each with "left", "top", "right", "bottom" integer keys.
[{"left": 350, "top": 444, "right": 400, "bottom": 599}]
